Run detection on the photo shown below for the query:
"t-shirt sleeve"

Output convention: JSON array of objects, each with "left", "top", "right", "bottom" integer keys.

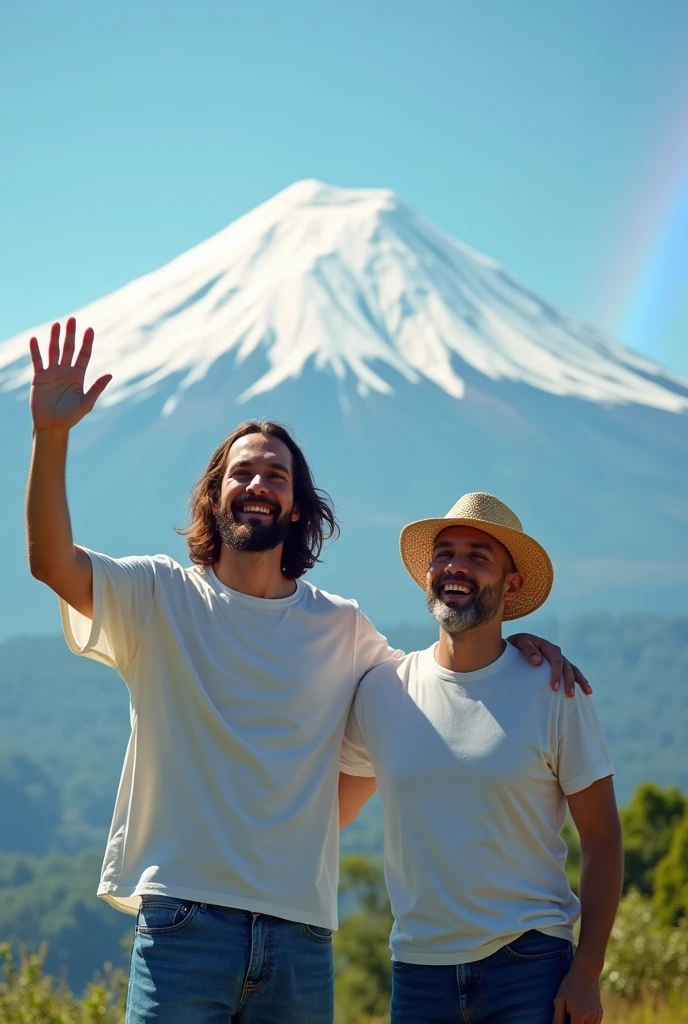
[
  {"left": 339, "top": 689, "right": 375, "bottom": 777},
  {"left": 59, "top": 550, "right": 156, "bottom": 672},
  {"left": 352, "top": 607, "right": 404, "bottom": 682},
  {"left": 555, "top": 691, "right": 615, "bottom": 796}
]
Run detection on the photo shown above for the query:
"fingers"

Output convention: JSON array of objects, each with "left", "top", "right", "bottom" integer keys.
[
  {"left": 518, "top": 639, "right": 543, "bottom": 665},
  {"left": 573, "top": 663, "right": 593, "bottom": 695},
  {"left": 551, "top": 995, "right": 566, "bottom": 1024},
  {"left": 47, "top": 321, "right": 61, "bottom": 366},
  {"left": 59, "top": 317, "right": 77, "bottom": 366},
  {"left": 74, "top": 326, "right": 96, "bottom": 371},
  {"left": 29, "top": 337, "right": 44, "bottom": 373},
  {"left": 539, "top": 643, "right": 565, "bottom": 691},
  {"left": 83, "top": 374, "right": 112, "bottom": 412},
  {"left": 563, "top": 658, "right": 576, "bottom": 698}
]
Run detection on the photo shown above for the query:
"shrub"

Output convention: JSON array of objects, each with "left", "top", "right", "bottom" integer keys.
[
  {"left": 0, "top": 943, "right": 126, "bottom": 1023},
  {"left": 602, "top": 890, "right": 688, "bottom": 1001}
]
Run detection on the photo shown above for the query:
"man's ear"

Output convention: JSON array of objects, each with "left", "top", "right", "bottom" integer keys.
[
  {"left": 503, "top": 572, "right": 525, "bottom": 605},
  {"left": 291, "top": 504, "right": 300, "bottom": 522}
]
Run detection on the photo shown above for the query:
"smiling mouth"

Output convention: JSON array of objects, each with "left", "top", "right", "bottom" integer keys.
[
  {"left": 438, "top": 581, "right": 476, "bottom": 601},
  {"left": 235, "top": 502, "right": 277, "bottom": 517}
]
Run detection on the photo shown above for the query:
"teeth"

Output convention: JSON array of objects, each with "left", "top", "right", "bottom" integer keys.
[
  {"left": 241, "top": 505, "right": 272, "bottom": 514},
  {"left": 443, "top": 584, "right": 471, "bottom": 594}
]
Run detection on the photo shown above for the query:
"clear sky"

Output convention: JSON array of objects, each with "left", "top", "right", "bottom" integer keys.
[{"left": 2, "top": 0, "right": 687, "bottom": 376}]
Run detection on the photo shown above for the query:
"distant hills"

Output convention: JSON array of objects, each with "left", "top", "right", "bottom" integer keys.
[
  {"left": 1, "top": 614, "right": 686, "bottom": 862},
  {"left": 0, "top": 613, "right": 686, "bottom": 992}
]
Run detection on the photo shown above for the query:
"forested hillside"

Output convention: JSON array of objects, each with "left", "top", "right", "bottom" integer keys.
[
  {"left": 1, "top": 615, "right": 686, "bottom": 858},
  {"left": 0, "top": 614, "right": 686, "bottom": 992}
]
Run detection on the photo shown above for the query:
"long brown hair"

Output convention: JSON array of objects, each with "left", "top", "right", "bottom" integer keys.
[{"left": 177, "top": 421, "right": 339, "bottom": 579}]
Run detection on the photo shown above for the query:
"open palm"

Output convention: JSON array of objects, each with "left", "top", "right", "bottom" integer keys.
[{"left": 30, "top": 318, "right": 112, "bottom": 431}]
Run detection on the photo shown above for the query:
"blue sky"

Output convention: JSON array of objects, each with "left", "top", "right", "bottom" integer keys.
[{"left": 2, "top": 0, "right": 687, "bottom": 376}]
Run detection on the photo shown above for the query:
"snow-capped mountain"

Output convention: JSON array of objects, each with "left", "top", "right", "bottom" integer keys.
[{"left": 1, "top": 179, "right": 687, "bottom": 640}]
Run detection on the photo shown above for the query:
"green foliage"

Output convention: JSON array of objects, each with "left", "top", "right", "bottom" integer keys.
[
  {"left": 0, "top": 944, "right": 126, "bottom": 1023},
  {"left": 1, "top": 617, "right": 687, "bottom": 1005},
  {"left": 334, "top": 857, "right": 393, "bottom": 1024},
  {"left": 653, "top": 811, "right": 688, "bottom": 927},
  {"left": 0, "top": 851, "right": 131, "bottom": 995},
  {"left": 1, "top": 617, "right": 687, "bottom": 859},
  {"left": 602, "top": 890, "right": 688, "bottom": 1002},
  {"left": 620, "top": 783, "right": 687, "bottom": 895},
  {"left": 561, "top": 818, "right": 581, "bottom": 893}
]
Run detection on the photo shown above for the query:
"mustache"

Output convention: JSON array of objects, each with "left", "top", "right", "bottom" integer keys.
[{"left": 432, "top": 574, "right": 478, "bottom": 596}]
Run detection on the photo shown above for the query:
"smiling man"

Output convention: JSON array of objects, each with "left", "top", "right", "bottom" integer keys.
[
  {"left": 26, "top": 320, "right": 590, "bottom": 1024},
  {"left": 340, "top": 493, "right": 623, "bottom": 1024}
]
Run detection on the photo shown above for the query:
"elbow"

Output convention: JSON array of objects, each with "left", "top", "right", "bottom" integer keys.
[
  {"left": 580, "top": 819, "right": 624, "bottom": 863},
  {"left": 28, "top": 557, "right": 51, "bottom": 583}
]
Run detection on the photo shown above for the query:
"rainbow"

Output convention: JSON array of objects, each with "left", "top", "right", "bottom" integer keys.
[{"left": 608, "top": 107, "right": 688, "bottom": 359}]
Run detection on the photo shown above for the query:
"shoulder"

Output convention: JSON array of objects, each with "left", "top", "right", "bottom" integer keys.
[
  {"left": 506, "top": 648, "right": 555, "bottom": 694},
  {"left": 507, "top": 654, "right": 601, "bottom": 728},
  {"left": 298, "top": 581, "right": 361, "bottom": 616},
  {"left": 140, "top": 555, "right": 213, "bottom": 594},
  {"left": 359, "top": 650, "right": 417, "bottom": 694}
]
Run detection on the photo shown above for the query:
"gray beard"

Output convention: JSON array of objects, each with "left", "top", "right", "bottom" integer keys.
[
  {"left": 426, "top": 577, "right": 506, "bottom": 636},
  {"left": 214, "top": 506, "right": 292, "bottom": 554}
]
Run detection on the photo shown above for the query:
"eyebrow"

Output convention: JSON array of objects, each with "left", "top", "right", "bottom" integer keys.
[
  {"left": 432, "top": 539, "right": 495, "bottom": 555},
  {"left": 229, "top": 459, "right": 291, "bottom": 475}
]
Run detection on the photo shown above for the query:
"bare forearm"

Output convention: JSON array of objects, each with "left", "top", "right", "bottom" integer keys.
[
  {"left": 26, "top": 428, "right": 76, "bottom": 578},
  {"left": 575, "top": 830, "right": 623, "bottom": 971},
  {"left": 338, "top": 773, "right": 377, "bottom": 828}
]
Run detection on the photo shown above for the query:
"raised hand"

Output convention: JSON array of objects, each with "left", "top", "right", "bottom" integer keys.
[{"left": 29, "top": 318, "right": 112, "bottom": 432}]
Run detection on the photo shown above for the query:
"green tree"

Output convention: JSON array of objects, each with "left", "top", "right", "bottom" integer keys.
[
  {"left": 334, "top": 855, "right": 393, "bottom": 1024},
  {"left": 0, "top": 850, "right": 131, "bottom": 993},
  {"left": 654, "top": 811, "right": 688, "bottom": 927},
  {"left": 620, "top": 783, "right": 687, "bottom": 895}
]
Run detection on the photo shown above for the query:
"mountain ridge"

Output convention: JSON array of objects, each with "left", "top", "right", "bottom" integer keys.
[
  {"left": 2, "top": 179, "right": 686, "bottom": 414},
  {"left": 0, "top": 180, "right": 686, "bottom": 638}
]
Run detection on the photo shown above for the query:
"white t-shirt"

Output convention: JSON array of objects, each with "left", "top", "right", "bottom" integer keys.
[
  {"left": 60, "top": 550, "right": 397, "bottom": 927},
  {"left": 340, "top": 642, "right": 614, "bottom": 964}
]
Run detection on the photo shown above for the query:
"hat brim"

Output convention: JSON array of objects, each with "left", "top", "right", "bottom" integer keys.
[{"left": 399, "top": 517, "right": 554, "bottom": 621}]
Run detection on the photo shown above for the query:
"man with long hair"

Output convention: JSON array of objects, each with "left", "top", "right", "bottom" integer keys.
[{"left": 26, "top": 319, "right": 589, "bottom": 1024}]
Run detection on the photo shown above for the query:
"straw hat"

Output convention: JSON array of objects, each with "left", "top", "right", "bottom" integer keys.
[{"left": 399, "top": 492, "right": 553, "bottom": 621}]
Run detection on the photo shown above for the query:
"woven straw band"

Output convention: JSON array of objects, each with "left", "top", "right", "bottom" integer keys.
[{"left": 399, "top": 492, "right": 554, "bottom": 621}]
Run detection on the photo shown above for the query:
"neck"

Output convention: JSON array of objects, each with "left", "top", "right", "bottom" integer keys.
[
  {"left": 213, "top": 544, "right": 297, "bottom": 599},
  {"left": 435, "top": 620, "right": 506, "bottom": 673}
]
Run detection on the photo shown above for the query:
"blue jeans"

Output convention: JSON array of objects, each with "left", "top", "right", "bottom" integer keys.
[
  {"left": 391, "top": 930, "right": 574, "bottom": 1023},
  {"left": 126, "top": 896, "right": 334, "bottom": 1023}
]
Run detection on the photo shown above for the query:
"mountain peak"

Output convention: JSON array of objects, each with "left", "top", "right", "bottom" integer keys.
[{"left": 1, "top": 182, "right": 686, "bottom": 415}]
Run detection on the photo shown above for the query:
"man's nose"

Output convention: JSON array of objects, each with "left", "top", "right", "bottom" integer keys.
[
  {"left": 247, "top": 475, "right": 269, "bottom": 494},
  {"left": 444, "top": 557, "right": 471, "bottom": 576}
]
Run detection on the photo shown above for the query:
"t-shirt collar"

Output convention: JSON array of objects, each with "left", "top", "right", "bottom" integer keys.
[
  {"left": 203, "top": 565, "right": 305, "bottom": 609},
  {"left": 427, "top": 638, "right": 518, "bottom": 684}
]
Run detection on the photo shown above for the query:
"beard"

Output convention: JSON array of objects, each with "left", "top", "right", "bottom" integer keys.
[
  {"left": 426, "top": 576, "right": 506, "bottom": 636},
  {"left": 214, "top": 502, "right": 293, "bottom": 554}
]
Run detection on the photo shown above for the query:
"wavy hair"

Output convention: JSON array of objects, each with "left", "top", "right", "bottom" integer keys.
[{"left": 177, "top": 421, "right": 339, "bottom": 579}]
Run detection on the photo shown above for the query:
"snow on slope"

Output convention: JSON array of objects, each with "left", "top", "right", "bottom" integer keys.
[{"left": 1, "top": 178, "right": 686, "bottom": 414}]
